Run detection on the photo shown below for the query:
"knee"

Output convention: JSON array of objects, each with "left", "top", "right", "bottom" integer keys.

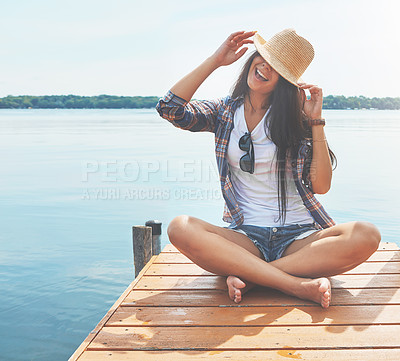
[
  {"left": 350, "top": 221, "right": 381, "bottom": 257},
  {"left": 167, "top": 215, "right": 196, "bottom": 249}
]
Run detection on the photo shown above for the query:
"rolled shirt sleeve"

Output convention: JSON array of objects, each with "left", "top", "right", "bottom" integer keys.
[{"left": 156, "top": 90, "right": 224, "bottom": 133}]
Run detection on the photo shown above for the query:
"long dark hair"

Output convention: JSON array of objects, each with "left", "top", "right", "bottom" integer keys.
[{"left": 231, "top": 51, "right": 336, "bottom": 224}]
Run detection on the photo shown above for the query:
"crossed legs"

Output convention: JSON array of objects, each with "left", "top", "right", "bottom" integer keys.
[{"left": 167, "top": 215, "right": 381, "bottom": 308}]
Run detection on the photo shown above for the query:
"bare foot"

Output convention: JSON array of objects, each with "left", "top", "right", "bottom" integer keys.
[
  {"left": 293, "top": 277, "right": 331, "bottom": 308},
  {"left": 226, "top": 275, "right": 247, "bottom": 303}
]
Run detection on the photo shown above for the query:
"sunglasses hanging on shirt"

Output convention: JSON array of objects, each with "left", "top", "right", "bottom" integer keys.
[{"left": 239, "top": 132, "right": 254, "bottom": 174}]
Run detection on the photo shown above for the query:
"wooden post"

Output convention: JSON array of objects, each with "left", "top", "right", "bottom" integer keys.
[
  {"left": 132, "top": 225, "right": 152, "bottom": 278},
  {"left": 145, "top": 220, "right": 162, "bottom": 256}
]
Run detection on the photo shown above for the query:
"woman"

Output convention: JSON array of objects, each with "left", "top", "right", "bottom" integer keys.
[{"left": 156, "top": 29, "right": 380, "bottom": 308}]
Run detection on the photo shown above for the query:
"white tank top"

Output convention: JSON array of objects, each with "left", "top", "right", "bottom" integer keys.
[{"left": 227, "top": 103, "right": 314, "bottom": 226}]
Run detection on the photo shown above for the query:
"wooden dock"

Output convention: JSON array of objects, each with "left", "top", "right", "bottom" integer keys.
[{"left": 70, "top": 241, "right": 400, "bottom": 360}]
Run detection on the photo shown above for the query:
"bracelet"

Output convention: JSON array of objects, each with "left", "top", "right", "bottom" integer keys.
[
  {"left": 309, "top": 118, "right": 326, "bottom": 126},
  {"left": 313, "top": 138, "right": 327, "bottom": 142}
]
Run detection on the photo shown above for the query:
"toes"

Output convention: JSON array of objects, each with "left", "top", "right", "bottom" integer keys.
[
  {"left": 234, "top": 289, "right": 242, "bottom": 303},
  {"left": 226, "top": 278, "right": 236, "bottom": 300},
  {"left": 227, "top": 276, "right": 246, "bottom": 303},
  {"left": 321, "top": 290, "right": 331, "bottom": 308},
  {"left": 318, "top": 278, "right": 331, "bottom": 308},
  {"left": 229, "top": 289, "right": 236, "bottom": 301}
]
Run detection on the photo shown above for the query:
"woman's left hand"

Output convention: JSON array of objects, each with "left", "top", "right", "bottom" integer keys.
[{"left": 298, "top": 83, "right": 323, "bottom": 120}]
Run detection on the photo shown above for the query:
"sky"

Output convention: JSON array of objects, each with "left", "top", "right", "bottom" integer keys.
[{"left": 1, "top": 0, "right": 399, "bottom": 98}]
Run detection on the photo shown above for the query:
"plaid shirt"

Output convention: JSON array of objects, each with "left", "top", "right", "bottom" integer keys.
[{"left": 156, "top": 90, "right": 335, "bottom": 230}]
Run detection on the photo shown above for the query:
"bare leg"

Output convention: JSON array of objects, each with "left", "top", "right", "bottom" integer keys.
[
  {"left": 228, "top": 221, "right": 381, "bottom": 302},
  {"left": 167, "top": 215, "right": 333, "bottom": 308},
  {"left": 271, "top": 221, "right": 381, "bottom": 277}
]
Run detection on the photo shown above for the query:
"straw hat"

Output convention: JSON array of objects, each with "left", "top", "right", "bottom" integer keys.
[{"left": 253, "top": 29, "right": 314, "bottom": 87}]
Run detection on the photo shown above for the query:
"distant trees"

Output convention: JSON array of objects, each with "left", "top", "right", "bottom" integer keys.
[
  {"left": 323, "top": 95, "right": 400, "bottom": 110},
  {"left": 0, "top": 95, "right": 159, "bottom": 109},
  {"left": 0, "top": 94, "right": 399, "bottom": 110}
]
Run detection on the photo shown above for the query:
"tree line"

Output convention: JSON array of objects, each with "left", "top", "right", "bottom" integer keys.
[
  {"left": 0, "top": 94, "right": 399, "bottom": 110},
  {"left": 0, "top": 95, "right": 159, "bottom": 109},
  {"left": 323, "top": 95, "right": 400, "bottom": 110}
]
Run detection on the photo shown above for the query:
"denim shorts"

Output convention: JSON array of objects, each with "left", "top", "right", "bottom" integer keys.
[{"left": 224, "top": 223, "right": 319, "bottom": 262}]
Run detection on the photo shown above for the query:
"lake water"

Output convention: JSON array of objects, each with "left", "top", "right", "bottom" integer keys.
[{"left": 0, "top": 108, "right": 399, "bottom": 360}]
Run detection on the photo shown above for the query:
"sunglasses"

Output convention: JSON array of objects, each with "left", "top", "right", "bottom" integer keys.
[{"left": 239, "top": 132, "right": 254, "bottom": 174}]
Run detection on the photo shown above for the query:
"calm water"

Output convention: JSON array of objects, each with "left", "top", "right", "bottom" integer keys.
[{"left": 0, "top": 108, "right": 399, "bottom": 360}]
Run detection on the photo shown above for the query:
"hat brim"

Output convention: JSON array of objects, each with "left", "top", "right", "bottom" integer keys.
[{"left": 253, "top": 33, "right": 303, "bottom": 88}]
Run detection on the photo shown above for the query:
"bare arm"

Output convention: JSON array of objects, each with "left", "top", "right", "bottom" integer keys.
[
  {"left": 309, "top": 124, "right": 332, "bottom": 194},
  {"left": 170, "top": 31, "right": 255, "bottom": 102},
  {"left": 300, "top": 84, "right": 332, "bottom": 194}
]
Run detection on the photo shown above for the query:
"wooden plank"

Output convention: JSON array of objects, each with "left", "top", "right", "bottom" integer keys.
[
  {"left": 163, "top": 242, "right": 399, "bottom": 252},
  {"left": 145, "top": 262, "right": 400, "bottom": 276},
  {"left": 343, "top": 261, "right": 400, "bottom": 274},
  {"left": 134, "top": 276, "right": 226, "bottom": 290},
  {"left": 155, "top": 250, "right": 400, "bottom": 263},
  {"left": 68, "top": 255, "right": 158, "bottom": 361},
  {"left": 78, "top": 349, "right": 400, "bottom": 361},
  {"left": 122, "top": 288, "right": 400, "bottom": 306},
  {"left": 154, "top": 252, "right": 192, "bottom": 263},
  {"left": 145, "top": 263, "right": 214, "bottom": 276},
  {"left": 333, "top": 274, "right": 400, "bottom": 288},
  {"left": 378, "top": 242, "right": 400, "bottom": 250},
  {"left": 162, "top": 244, "right": 179, "bottom": 252},
  {"left": 89, "top": 325, "right": 400, "bottom": 350},
  {"left": 107, "top": 305, "right": 400, "bottom": 326},
  {"left": 367, "top": 251, "right": 400, "bottom": 262},
  {"left": 134, "top": 274, "right": 400, "bottom": 290}
]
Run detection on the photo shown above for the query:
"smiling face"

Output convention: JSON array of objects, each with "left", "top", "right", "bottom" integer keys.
[{"left": 247, "top": 55, "right": 280, "bottom": 96}]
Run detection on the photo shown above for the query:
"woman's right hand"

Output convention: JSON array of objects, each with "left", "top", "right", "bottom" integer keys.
[
  {"left": 210, "top": 31, "right": 256, "bottom": 68},
  {"left": 169, "top": 31, "right": 255, "bottom": 102}
]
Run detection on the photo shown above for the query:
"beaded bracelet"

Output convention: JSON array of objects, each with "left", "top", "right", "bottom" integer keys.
[{"left": 309, "top": 118, "right": 326, "bottom": 126}]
